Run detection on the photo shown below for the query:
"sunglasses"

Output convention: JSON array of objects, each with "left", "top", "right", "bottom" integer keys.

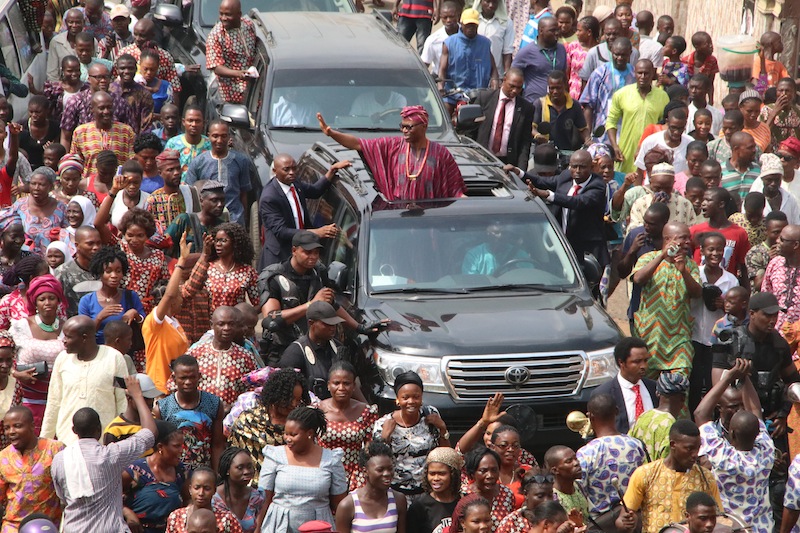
[
  {"left": 399, "top": 122, "right": 423, "bottom": 131},
  {"left": 778, "top": 153, "right": 797, "bottom": 162},
  {"left": 526, "top": 474, "right": 555, "bottom": 485}
]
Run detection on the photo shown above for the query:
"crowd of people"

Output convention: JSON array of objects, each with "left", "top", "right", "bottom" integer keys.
[{"left": 0, "top": 0, "right": 797, "bottom": 532}]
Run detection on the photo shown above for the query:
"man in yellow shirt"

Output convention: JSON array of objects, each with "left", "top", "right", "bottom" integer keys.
[
  {"left": 606, "top": 59, "right": 670, "bottom": 174},
  {"left": 617, "top": 419, "right": 722, "bottom": 533}
]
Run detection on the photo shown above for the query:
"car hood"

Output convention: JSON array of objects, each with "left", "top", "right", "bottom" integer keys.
[{"left": 364, "top": 293, "right": 621, "bottom": 355}]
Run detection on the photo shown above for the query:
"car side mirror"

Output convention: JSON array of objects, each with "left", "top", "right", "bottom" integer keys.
[
  {"left": 456, "top": 104, "right": 485, "bottom": 128},
  {"left": 328, "top": 261, "right": 348, "bottom": 292},
  {"left": 153, "top": 3, "right": 183, "bottom": 25},
  {"left": 219, "top": 103, "right": 252, "bottom": 130},
  {"left": 582, "top": 253, "right": 602, "bottom": 287}
]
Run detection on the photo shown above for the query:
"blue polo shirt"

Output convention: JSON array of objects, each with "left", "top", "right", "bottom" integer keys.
[{"left": 511, "top": 41, "right": 567, "bottom": 103}]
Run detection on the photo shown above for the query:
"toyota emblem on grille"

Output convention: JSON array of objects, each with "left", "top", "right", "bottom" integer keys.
[{"left": 505, "top": 366, "right": 530, "bottom": 386}]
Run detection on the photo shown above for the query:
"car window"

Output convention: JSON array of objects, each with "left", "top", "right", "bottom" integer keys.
[
  {"left": 304, "top": 182, "right": 359, "bottom": 289},
  {"left": 368, "top": 213, "right": 577, "bottom": 291},
  {"left": 6, "top": 5, "right": 34, "bottom": 74},
  {"left": 247, "top": 47, "right": 268, "bottom": 118},
  {"left": 268, "top": 68, "right": 445, "bottom": 133},
  {"left": 201, "top": 0, "right": 354, "bottom": 26},
  {"left": 0, "top": 16, "right": 19, "bottom": 79}
]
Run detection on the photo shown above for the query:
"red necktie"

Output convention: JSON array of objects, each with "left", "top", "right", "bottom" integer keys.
[
  {"left": 289, "top": 185, "right": 304, "bottom": 229},
  {"left": 570, "top": 184, "right": 582, "bottom": 196},
  {"left": 491, "top": 98, "right": 510, "bottom": 154},
  {"left": 632, "top": 384, "right": 645, "bottom": 419}
]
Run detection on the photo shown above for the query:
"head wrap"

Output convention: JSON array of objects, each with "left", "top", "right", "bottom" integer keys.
[
  {"left": 58, "top": 153, "right": 84, "bottom": 177},
  {"left": 156, "top": 149, "right": 180, "bottom": 168},
  {"left": 400, "top": 105, "right": 429, "bottom": 126},
  {"left": 759, "top": 153, "right": 784, "bottom": 180},
  {"left": 393, "top": 370, "right": 424, "bottom": 394},
  {"left": 426, "top": 447, "right": 464, "bottom": 471},
  {"left": 46, "top": 241, "right": 69, "bottom": 271},
  {"left": 643, "top": 146, "right": 674, "bottom": 167},
  {"left": 587, "top": 143, "right": 613, "bottom": 160},
  {"left": 738, "top": 88, "right": 762, "bottom": 105},
  {"left": 779, "top": 137, "right": 800, "bottom": 159},
  {"left": 32, "top": 166, "right": 57, "bottom": 184},
  {"left": 0, "top": 330, "right": 15, "bottom": 352},
  {"left": 0, "top": 207, "right": 21, "bottom": 234},
  {"left": 68, "top": 195, "right": 97, "bottom": 231},
  {"left": 656, "top": 372, "right": 690, "bottom": 395},
  {"left": 26, "top": 274, "right": 65, "bottom": 314}
]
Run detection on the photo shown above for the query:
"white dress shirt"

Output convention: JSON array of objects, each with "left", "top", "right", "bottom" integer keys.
[
  {"left": 617, "top": 373, "right": 654, "bottom": 426},
  {"left": 278, "top": 179, "right": 304, "bottom": 229},
  {"left": 421, "top": 26, "right": 452, "bottom": 75},
  {"left": 478, "top": 13, "right": 514, "bottom": 77}
]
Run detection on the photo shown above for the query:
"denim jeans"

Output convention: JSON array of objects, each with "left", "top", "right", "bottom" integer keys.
[{"left": 397, "top": 16, "right": 432, "bottom": 54}]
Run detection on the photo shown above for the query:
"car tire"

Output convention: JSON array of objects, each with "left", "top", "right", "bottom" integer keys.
[{"left": 250, "top": 201, "right": 261, "bottom": 268}]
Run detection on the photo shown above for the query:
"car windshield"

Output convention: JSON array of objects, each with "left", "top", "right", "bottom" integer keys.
[
  {"left": 368, "top": 212, "right": 578, "bottom": 293},
  {"left": 201, "top": 0, "right": 354, "bottom": 26},
  {"left": 268, "top": 68, "right": 446, "bottom": 132}
]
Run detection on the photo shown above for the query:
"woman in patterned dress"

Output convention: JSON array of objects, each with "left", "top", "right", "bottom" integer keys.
[
  {"left": 31, "top": 55, "right": 87, "bottom": 123},
  {"left": 0, "top": 255, "right": 60, "bottom": 330},
  {"left": 10, "top": 273, "right": 65, "bottom": 434},
  {"left": 12, "top": 167, "right": 67, "bottom": 255},
  {"left": 117, "top": 208, "right": 169, "bottom": 314},
  {"left": 123, "top": 421, "right": 187, "bottom": 533},
  {"left": 182, "top": 223, "right": 258, "bottom": 319},
  {"left": 213, "top": 447, "right": 266, "bottom": 533},
  {"left": 566, "top": 16, "right": 600, "bottom": 100},
  {"left": 463, "top": 447, "right": 514, "bottom": 530},
  {"left": 496, "top": 469, "right": 555, "bottom": 533},
  {"left": 488, "top": 425, "right": 531, "bottom": 508},
  {"left": 373, "top": 371, "right": 451, "bottom": 500},
  {"left": 228, "top": 368, "right": 309, "bottom": 484},
  {"left": 166, "top": 467, "right": 242, "bottom": 533},
  {"left": 0, "top": 331, "right": 19, "bottom": 449},
  {"left": 316, "top": 361, "right": 379, "bottom": 491}
]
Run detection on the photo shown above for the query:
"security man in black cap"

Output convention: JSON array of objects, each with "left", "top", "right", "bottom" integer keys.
[
  {"left": 259, "top": 230, "right": 386, "bottom": 366},
  {"left": 279, "top": 301, "right": 350, "bottom": 400},
  {"left": 711, "top": 291, "right": 800, "bottom": 437}
]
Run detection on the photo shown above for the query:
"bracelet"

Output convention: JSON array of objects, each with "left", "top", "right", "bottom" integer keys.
[{"left": 175, "top": 265, "right": 186, "bottom": 270}]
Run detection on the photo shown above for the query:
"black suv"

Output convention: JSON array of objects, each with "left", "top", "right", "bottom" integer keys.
[
  {"left": 215, "top": 10, "right": 459, "bottom": 251},
  {"left": 294, "top": 141, "right": 623, "bottom": 452}
]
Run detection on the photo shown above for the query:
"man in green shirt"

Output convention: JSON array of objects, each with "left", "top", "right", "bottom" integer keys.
[
  {"left": 165, "top": 181, "right": 225, "bottom": 256},
  {"left": 606, "top": 59, "right": 670, "bottom": 174}
]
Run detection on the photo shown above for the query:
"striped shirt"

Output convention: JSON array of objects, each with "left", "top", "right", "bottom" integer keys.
[
  {"left": 721, "top": 160, "right": 761, "bottom": 200},
  {"left": 397, "top": 0, "right": 434, "bottom": 19},
  {"left": 71, "top": 122, "right": 135, "bottom": 180},
  {"left": 351, "top": 490, "right": 399, "bottom": 533},
  {"left": 52, "top": 429, "right": 155, "bottom": 533}
]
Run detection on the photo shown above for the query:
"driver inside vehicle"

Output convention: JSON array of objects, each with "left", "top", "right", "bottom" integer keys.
[
  {"left": 271, "top": 87, "right": 316, "bottom": 126},
  {"left": 462, "top": 222, "right": 531, "bottom": 275},
  {"left": 349, "top": 88, "right": 408, "bottom": 120}
]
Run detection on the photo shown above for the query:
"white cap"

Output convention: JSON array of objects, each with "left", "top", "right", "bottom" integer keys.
[
  {"left": 109, "top": 4, "right": 130, "bottom": 19},
  {"left": 135, "top": 373, "right": 162, "bottom": 398}
]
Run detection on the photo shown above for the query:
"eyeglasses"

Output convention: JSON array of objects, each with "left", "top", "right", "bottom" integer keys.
[
  {"left": 399, "top": 122, "right": 422, "bottom": 131},
  {"left": 89, "top": 74, "right": 111, "bottom": 80},
  {"left": 778, "top": 153, "right": 797, "bottom": 162}
]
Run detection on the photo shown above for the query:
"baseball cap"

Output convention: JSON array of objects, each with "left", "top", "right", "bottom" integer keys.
[
  {"left": 135, "top": 373, "right": 162, "bottom": 398},
  {"left": 292, "top": 230, "right": 323, "bottom": 250},
  {"left": 461, "top": 8, "right": 480, "bottom": 25},
  {"left": 749, "top": 292, "right": 780, "bottom": 314},
  {"left": 298, "top": 521, "right": 334, "bottom": 533},
  {"left": 307, "top": 301, "right": 345, "bottom": 325},
  {"left": 109, "top": 4, "right": 130, "bottom": 19}
]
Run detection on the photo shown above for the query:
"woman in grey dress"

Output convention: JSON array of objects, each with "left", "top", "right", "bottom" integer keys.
[{"left": 258, "top": 405, "right": 348, "bottom": 533}]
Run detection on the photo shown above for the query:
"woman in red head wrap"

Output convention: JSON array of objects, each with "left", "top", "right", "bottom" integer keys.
[
  {"left": 776, "top": 137, "right": 800, "bottom": 200},
  {"left": 8, "top": 274, "right": 66, "bottom": 433}
]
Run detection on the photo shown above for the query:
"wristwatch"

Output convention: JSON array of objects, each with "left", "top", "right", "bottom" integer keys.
[{"left": 442, "top": 431, "right": 450, "bottom": 440}]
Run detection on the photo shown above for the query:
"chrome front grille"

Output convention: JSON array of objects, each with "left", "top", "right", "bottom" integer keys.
[{"left": 443, "top": 352, "right": 587, "bottom": 402}]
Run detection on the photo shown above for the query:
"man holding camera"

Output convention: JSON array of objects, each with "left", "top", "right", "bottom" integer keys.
[{"left": 711, "top": 292, "right": 800, "bottom": 439}]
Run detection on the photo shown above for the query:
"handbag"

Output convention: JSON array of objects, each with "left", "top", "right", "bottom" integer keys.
[{"left": 123, "top": 290, "right": 146, "bottom": 353}]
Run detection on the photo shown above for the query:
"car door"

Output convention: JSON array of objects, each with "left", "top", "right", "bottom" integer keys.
[{"left": 1, "top": 4, "right": 45, "bottom": 119}]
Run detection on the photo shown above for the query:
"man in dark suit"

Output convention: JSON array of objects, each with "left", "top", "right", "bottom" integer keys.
[
  {"left": 592, "top": 337, "right": 658, "bottom": 433},
  {"left": 474, "top": 67, "right": 534, "bottom": 169},
  {"left": 505, "top": 149, "right": 609, "bottom": 267},
  {"left": 258, "top": 153, "right": 350, "bottom": 270}
]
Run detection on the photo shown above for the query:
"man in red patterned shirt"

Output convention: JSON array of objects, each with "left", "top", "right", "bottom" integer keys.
[
  {"left": 206, "top": 0, "right": 257, "bottom": 104},
  {"left": 70, "top": 91, "right": 135, "bottom": 179},
  {"left": 118, "top": 19, "right": 181, "bottom": 98}
]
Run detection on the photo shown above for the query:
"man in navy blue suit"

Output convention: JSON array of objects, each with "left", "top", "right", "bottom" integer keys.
[
  {"left": 258, "top": 153, "right": 351, "bottom": 270},
  {"left": 505, "top": 149, "right": 609, "bottom": 267},
  {"left": 592, "top": 337, "right": 658, "bottom": 433}
]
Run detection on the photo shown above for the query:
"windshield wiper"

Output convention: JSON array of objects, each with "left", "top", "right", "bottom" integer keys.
[
  {"left": 268, "top": 126, "right": 320, "bottom": 131},
  {"left": 371, "top": 287, "right": 469, "bottom": 295},
  {"left": 465, "top": 284, "right": 569, "bottom": 293}
]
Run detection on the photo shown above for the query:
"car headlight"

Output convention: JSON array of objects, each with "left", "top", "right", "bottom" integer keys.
[
  {"left": 583, "top": 346, "right": 618, "bottom": 388},
  {"left": 374, "top": 349, "right": 447, "bottom": 394}
]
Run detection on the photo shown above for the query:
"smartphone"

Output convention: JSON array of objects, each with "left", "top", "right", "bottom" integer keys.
[
  {"left": 114, "top": 376, "right": 127, "bottom": 389},
  {"left": 116, "top": 165, "right": 123, "bottom": 176}
]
